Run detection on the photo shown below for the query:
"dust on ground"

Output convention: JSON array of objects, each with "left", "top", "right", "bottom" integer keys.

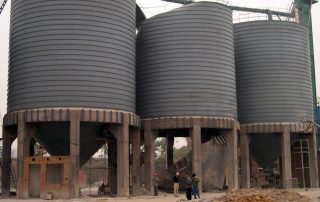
[
  {"left": 96, "top": 189, "right": 318, "bottom": 202},
  {"left": 203, "top": 189, "right": 311, "bottom": 202},
  {"left": 0, "top": 189, "right": 319, "bottom": 202}
]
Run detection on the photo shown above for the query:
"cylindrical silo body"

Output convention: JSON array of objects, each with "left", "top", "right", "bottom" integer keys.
[
  {"left": 136, "top": 2, "right": 237, "bottom": 119},
  {"left": 9, "top": 0, "right": 136, "bottom": 113},
  {"left": 8, "top": 0, "right": 136, "bottom": 167},
  {"left": 235, "top": 21, "right": 313, "bottom": 124},
  {"left": 235, "top": 21, "right": 313, "bottom": 168}
]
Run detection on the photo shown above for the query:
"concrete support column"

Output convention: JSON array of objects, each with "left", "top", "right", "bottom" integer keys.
[
  {"left": 132, "top": 128, "right": 141, "bottom": 195},
  {"left": 108, "top": 139, "right": 117, "bottom": 195},
  {"left": 111, "top": 114, "right": 130, "bottom": 197},
  {"left": 240, "top": 127, "right": 250, "bottom": 189},
  {"left": 190, "top": 118, "right": 202, "bottom": 193},
  {"left": 167, "top": 136, "right": 174, "bottom": 169},
  {"left": 281, "top": 125, "right": 292, "bottom": 189},
  {"left": 17, "top": 112, "right": 37, "bottom": 199},
  {"left": 144, "top": 121, "right": 158, "bottom": 195},
  {"left": 308, "top": 128, "right": 319, "bottom": 188},
  {"left": 225, "top": 126, "right": 239, "bottom": 190},
  {"left": 2, "top": 127, "right": 17, "bottom": 197},
  {"left": 70, "top": 110, "right": 80, "bottom": 198}
]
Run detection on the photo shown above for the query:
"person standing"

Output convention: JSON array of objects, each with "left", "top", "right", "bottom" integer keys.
[
  {"left": 153, "top": 172, "right": 160, "bottom": 196},
  {"left": 173, "top": 172, "right": 180, "bottom": 197},
  {"left": 191, "top": 173, "right": 200, "bottom": 199},
  {"left": 185, "top": 173, "right": 192, "bottom": 200}
]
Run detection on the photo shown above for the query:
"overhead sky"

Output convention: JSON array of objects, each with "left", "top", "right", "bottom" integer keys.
[{"left": 0, "top": 0, "right": 319, "bottom": 147}]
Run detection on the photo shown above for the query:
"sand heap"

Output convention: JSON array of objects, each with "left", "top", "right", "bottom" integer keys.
[{"left": 212, "top": 189, "right": 311, "bottom": 202}]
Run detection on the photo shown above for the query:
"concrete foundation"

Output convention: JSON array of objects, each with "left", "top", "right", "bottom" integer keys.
[
  {"left": 142, "top": 117, "right": 239, "bottom": 193},
  {"left": 2, "top": 108, "right": 140, "bottom": 199},
  {"left": 191, "top": 118, "right": 202, "bottom": 193},
  {"left": 1, "top": 126, "right": 17, "bottom": 197},
  {"left": 143, "top": 120, "right": 158, "bottom": 195},
  {"left": 240, "top": 122, "right": 319, "bottom": 189},
  {"left": 131, "top": 128, "right": 141, "bottom": 195}
]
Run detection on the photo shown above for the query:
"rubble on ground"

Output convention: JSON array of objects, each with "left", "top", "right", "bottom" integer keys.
[{"left": 181, "top": 189, "right": 311, "bottom": 202}]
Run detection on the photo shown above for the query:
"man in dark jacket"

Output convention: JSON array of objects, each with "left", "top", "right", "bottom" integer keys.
[
  {"left": 185, "top": 173, "right": 192, "bottom": 200},
  {"left": 173, "top": 172, "right": 180, "bottom": 197}
]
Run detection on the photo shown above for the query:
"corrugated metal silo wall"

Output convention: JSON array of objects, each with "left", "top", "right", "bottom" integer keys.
[
  {"left": 8, "top": 0, "right": 136, "bottom": 113},
  {"left": 136, "top": 2, "right": 237, "bottom": 119},
  {"left": 235, "top": 21, "right": 313, "bottom": 124}
]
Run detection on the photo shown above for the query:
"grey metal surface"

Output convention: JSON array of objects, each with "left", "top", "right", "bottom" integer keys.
[
  {"left": 235, "top": 21, "right": 313, "bottom": 123},
  {"left": 136, "top": 4, "right": 146, "bottom": 29},
  {"left": 8, "top": 0, "right": 136, "bottom": 113},
  {"left": 136, "top": 2, "right": 237, "bottom": 119}
]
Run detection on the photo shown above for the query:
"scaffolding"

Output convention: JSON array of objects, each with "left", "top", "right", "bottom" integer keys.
[{"left": 292, "top": 139, "right": 311, "bottom": 188}]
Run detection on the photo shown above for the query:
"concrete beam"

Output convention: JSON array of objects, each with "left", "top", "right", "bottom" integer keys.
[
  {"left": 1, "top": 127, "right": 17, "bottom": 197},
  {"left": 3, "top": 108, "right": 140, "bottom": 127},
  {"left": 144, "top": 121, "right": 158, "bottom": 195},
  {"left": 17, "top": 112, "right": 37, "bottom": 199},
  {"left": 242, "top": 122, "right": 313, "bottom": 134},
  {"left": 111, "top": 114, "right": 130, "bottom": 197},
  {"left": 308, "top": 128, "right": 319, "bottom": 188},
  {"left": 240, "top": 127, "right": 250, "bottom": 189},
  {"left": 69, "top": 110, "right": 80, "bottom": 198},
  {"left": 145, "top": 117, "right": 236, "bottom": 130},
  {"left": 191, "top": 118, "right": 202, "bottom": 193},
  {"left": 281, "top": 125, "right": 292, "bottom": 189},
  {"left": 225, "top": 126, "right": 239, "bottom": 190},
  {"left": 132, "top": 128, "right": 141, "bottom": 195}
]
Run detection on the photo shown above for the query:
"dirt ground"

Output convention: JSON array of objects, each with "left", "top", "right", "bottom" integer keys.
[{"left": 0, "top": 189, "right": 319, "bottom": 202}]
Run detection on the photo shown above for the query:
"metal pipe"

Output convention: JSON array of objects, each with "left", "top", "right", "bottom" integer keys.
[
  {"left": 160, "top": 1, "right": 293, "bottom": 18},
  {"left": 229, "top": 6, "right": 292, "bottom": 18}
]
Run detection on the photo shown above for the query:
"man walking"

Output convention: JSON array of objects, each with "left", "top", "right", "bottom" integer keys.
[
  {"left": 173, "top": 172, "right": 180, "bottom": 197},
  {"left": 153, "top": 172, "right": 160, "bottom": 196}
]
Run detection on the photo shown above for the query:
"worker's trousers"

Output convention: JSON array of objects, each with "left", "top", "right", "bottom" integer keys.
[{"left": 174, "top": 183, "right": 179, "bottom": 196}]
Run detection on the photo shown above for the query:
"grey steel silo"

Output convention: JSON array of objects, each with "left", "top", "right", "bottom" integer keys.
[
  {"left": 136, "top": 2, "right": 237, "bottom": 119},
  {"left": 9, "top": 0, "right": 136, "bottom": 113},
  {"left": 6, "top": 0, "right": 139, "bottom": 175},
  {"left": 235, "top": 21, "right": 313, "bottom": 124}
]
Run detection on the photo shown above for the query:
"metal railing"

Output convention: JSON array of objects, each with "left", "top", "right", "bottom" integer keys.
[{"left": 233, "top": 11, "right": 295, "bottom": 24}]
